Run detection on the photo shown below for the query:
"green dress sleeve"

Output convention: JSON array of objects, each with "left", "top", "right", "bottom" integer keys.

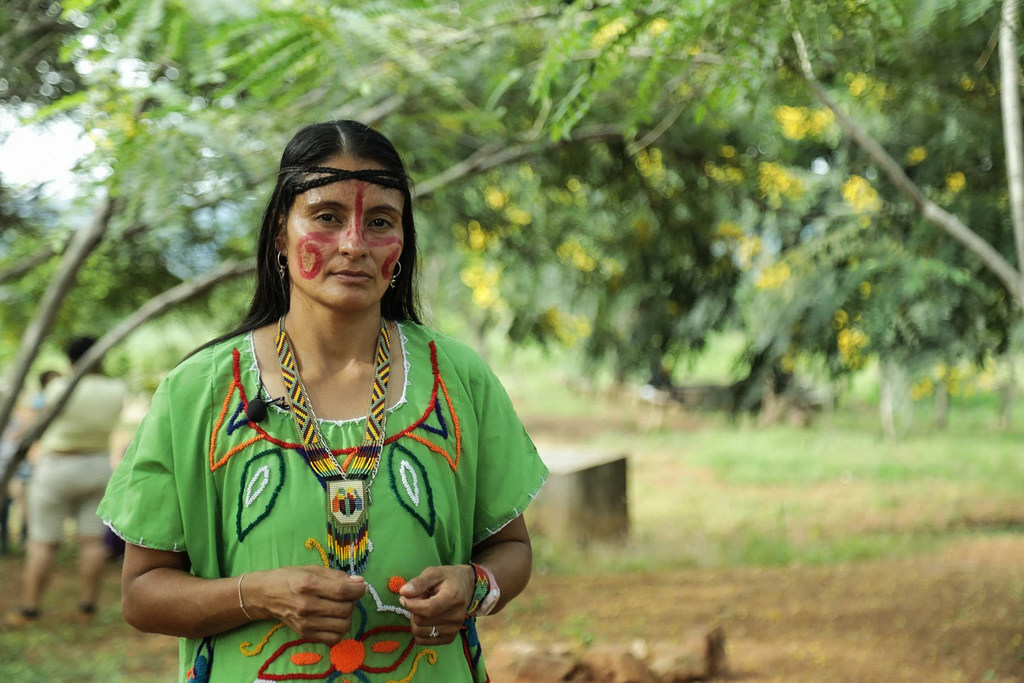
[
  {"left": 98, "top": 349, "right": 214, "bottom": 552},
  {"left": 429, "top": 331, "right": 548, "bottom": 546}
]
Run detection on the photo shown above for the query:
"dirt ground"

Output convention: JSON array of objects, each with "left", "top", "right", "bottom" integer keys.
[
  {"left": 478, "top": 534, "right": 1024, "bottom": 682},
  {"left": 1, "top": 533, "right": 1021, "bottom": 682}
]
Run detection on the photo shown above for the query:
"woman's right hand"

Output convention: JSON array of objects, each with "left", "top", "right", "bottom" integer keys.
[{"left": 244, "top": 566, "right": 368, "bottom": 644}]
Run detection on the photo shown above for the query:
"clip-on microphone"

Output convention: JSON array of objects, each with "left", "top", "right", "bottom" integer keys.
[{"left": 245, "top": 393, "right": 288, "bottom": 423}]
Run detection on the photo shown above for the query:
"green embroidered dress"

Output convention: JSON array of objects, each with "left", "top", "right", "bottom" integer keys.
[{"left": 98, "top": 323, "right": 548, "bottom": 683}]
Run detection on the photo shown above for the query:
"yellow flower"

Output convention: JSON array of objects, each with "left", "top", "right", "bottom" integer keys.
[
  {"left": 566, "top": 177, "right": 582, "bottom": 193},
  {"left": 705, "top": 162, "right": 743, "bottom": 185},
  {"left": 648, "top": 18, "right": 670, "bottom": 36},
  {"left": 716, "top": 221, "right": 743, "bottom": 240},
  {"left": 774, "top": 105, "right": 835, "bottom": 141},
  {"left": 833, "top": 309, "right": 849, "bottom": 329},
  {"left": 946, "top": 172, "right": 966, "bottom": 193},
  {"left": 504, "top": 206, "right": 532, "bottom": 226},
  {"left": 542, "top": 308, "right": 592, "bottom": 347},
  {"left": 720, "top": 145, "right": 736, "bottom": 159},
  {"left": 859, "top": 281, "right": 872, "bottom": 298},
  {"left": 758, "top": 162, "right": 804, "bottom": 207},
  {"left": 837, "top": 328, "right": 869, "bottom": 368},
  {"left": 635, "top": 148, "right": 667, "bottom": 182},
  {"left": 592, "top": 17, "right": 628, "bottom": 49},
  {"left": 556, "top": 238, "right": 597, "bottom": 272},
  {"left": 774, "top": 105, "right": 808, "bottom": 140},
  {"left": 808, "top": 108, "right": 834, "bottom": 136},
  {"left": 909, "top": 377, "right": 934, "bottom": 401},
  {"left": 906, "top": 147, "right": 927, "bottom": 166},
  {"left": 484, "top": 186, "right": 508, "bottom": 209},
  {"left": 755, "top": 262, "right": 791, "bottom": 290},
  {"left": 736, "top": 235, "right": 762, "bottom": 270},
  {"left": 460, "top": 259, "right": 504, "bottom": 310},
  {"left": 959, "top": 75, "right": 975, "bottom": 92},
  {"left": 841, "top": 175, "right": 881, "bottom": 213},
  {"left": 847, "top": 73, "right": 870, "bottom": 97}
]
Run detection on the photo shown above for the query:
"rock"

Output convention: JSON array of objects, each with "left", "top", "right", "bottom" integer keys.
[
  {"left": 576, "top": 643, "right": 658, "bottom": 683},
  {"left": 483, "top": 627, "right": 726, "bottom": 683},
  {"left": 645, "top": 626, "right": 727, "bottom": 682},
  {"left": 486, "top": 640, "right": 578, "bottom": 683}
]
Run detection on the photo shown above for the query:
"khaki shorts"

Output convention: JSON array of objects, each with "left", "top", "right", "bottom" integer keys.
[{"left": 27, "top": 452, "right": 112, "bottom": 543}]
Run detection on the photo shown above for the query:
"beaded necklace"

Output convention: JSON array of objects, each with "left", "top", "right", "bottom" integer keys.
[{"left": 275, "top": 315, "right": 391, "bottom": 575}]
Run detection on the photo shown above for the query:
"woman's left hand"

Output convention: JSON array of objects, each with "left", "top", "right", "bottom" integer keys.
[{"left": 398, "top": 564, "right": 474, "bottom": 645}]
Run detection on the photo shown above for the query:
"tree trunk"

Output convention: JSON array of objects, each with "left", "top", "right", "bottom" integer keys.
[
  {"left": 0, "top": 194, "right": 115, "bottom": 448},
  {"left": 999, "top": 355, "right": 1017, "bottom": 429},
  {"left": 0, "top": 258, "right": 256, "bottom": 503},
  {"left": 933, "top": 379, "right": 949, "bottom": 430},
  {"left": 1001, "top": 0, "right": 1024, "bottom": 271},
  {"left": 879, "top": 359, "right": 910, "bottom": 439}
]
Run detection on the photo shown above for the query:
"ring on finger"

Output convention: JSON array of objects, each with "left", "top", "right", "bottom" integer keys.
[{"left": 428, "top": 626, "right": 439, "bottom": 638}]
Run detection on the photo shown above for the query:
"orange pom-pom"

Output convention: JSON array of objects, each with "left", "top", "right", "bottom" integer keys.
[
  {"left": 388, "top": 576, "right": 406, "bottom": 593},
  {"left": 330, "top": 638, "right": 365, "bottom": 674}
]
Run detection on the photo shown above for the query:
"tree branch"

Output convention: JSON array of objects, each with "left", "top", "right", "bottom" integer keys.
[
  {"left": 0, "top": 193, "right": 115, "bottom": 446},
  {"left": 0, "top": 258, "right": 256, "bottom": 498},
  {"left": 786, "top": 10, "right": 1024, "bottom": 309},
  {"left": 0, "top": 244, "right": 56, "bottom": 284},
  {"left": 414, "top": 125, "right": 623, "bottom": 198}
]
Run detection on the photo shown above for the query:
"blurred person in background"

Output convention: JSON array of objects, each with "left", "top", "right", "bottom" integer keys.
[
  {"left": 1, "top": 369, "right": 60, "bottom": 555},
  {"left": 7, "top": 337, "right": 125, "bottom": 624}
]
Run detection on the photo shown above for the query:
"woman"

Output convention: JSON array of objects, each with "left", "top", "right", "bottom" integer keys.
[{"left": 98, "top": 120, "right": 548, "bottom": 682}]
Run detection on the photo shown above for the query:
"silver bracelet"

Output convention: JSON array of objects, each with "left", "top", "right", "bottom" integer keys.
[{"left": 237, "top": 571, "right": 255, "bottom": 621}]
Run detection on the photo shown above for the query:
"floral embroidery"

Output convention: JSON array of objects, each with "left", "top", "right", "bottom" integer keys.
[
  {"left": 236, "top": 448, "right": 286, "bottom": 542},
  {"left": 386, "top": 444, "right": 435, "bottom": 536},
  {"left": 255, "top": 610, "right": 416, "bottom": 681}
]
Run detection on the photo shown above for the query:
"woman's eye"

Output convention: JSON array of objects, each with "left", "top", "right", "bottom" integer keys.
[
  {"left": 316, "top": 213, "right": 338, "bottom": 223},
  {"left": 369, "top": 217, "right": 395, "bottom": 229}
]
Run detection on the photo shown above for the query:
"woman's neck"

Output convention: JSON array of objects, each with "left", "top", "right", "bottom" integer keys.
[{"left": 282, "top": 301, "right": 382, "bottom": 373}]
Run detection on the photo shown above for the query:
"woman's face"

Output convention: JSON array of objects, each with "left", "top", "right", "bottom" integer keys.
[{"left": 278, "top": 153, "right": 405, "bottom": 316}]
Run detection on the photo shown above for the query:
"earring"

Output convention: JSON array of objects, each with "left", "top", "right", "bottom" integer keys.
[
  {"left": 389, "top": 261, "right": 402, "bottom": 289},
  {"left": 277, "top": 252, "right": 287, "bottom": 281}
]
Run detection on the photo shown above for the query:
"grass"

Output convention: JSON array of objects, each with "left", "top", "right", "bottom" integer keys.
[{"left": 486, "top": 342, "right": 1024, "bottom": 575}]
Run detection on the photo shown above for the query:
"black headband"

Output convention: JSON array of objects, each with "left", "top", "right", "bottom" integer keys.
[{"left": 281, "top": 166, "right": 409, "bottom": 196}]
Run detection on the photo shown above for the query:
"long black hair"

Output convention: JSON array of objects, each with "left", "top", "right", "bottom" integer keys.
[{"left": 203, "top": 120, "right": 422, "bottom": 352}]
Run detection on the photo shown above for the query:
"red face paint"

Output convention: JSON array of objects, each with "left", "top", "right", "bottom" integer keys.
[
  {"left": 381, "top": 247, "right": 402, "bottom": 278},
  {"left": 370, "top": 234, "right": 403, "bottom": 249},
  {"left": 296, "top": 235, "right": 325, "bottom": 279},
  {"left": 353, "top": 182, "right": 364, "bottom": 229}
]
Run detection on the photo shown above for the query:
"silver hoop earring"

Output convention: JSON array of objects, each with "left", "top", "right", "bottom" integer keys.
[
  {"left": 389, "top": 261, "right": 402, "bottom": 289},
  {"left": 277, "top": 252, "right": 287, "bottom": 281}
]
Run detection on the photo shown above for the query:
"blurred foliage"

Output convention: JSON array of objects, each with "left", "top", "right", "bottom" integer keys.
[
  {"left": 0, "top": 0, "right": 1020, "bottom": 416},
  {"left": 0, "top": 0, "right": 82, "bottom": 106}
]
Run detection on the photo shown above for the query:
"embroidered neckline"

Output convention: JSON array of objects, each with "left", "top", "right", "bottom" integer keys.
[{"left": 244, "top": 322, "right": 410, "bottom": 425}]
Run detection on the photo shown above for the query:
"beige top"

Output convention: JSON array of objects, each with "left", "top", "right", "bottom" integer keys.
[{"left": 38, "top": 374, "right": 126, "bottom": 454}]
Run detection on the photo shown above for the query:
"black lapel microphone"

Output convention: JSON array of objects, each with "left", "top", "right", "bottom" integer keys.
[{"left": 245, "top": 394, "right": 288, "bottom": 423}]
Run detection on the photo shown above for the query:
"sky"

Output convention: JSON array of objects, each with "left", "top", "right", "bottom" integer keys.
[{"left": 0, "top": 110, "right": 92, "bottom": 201}]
